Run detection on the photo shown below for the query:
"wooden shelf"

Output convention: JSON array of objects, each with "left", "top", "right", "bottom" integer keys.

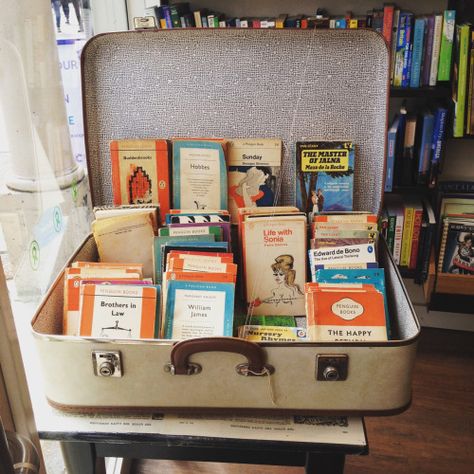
[
  {"left": 435, "top": 272, "right": 474, "bottom": 295},
  {"left": 390, "top": 84, "right": 451, "bottom": 99}
]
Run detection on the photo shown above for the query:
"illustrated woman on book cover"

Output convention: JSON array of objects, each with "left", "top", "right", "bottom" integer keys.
[
  {"left": 448, "top": 233, "right": 474, "bottom": 274},
  {"left": 253, "top": 255, "right": 303, "bottom": 307},
  {"left": 229, "top": 166, "right": 274, "bottom": 208}
]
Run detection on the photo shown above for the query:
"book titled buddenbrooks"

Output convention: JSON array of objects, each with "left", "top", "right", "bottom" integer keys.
[
  {"left": 172, "top": 140, "right": 227, "bottom": 211},
  {"left": 227, "top": 138, "right": 282, "bottom": 223},
  {"left": 110, "top": 139, "right": 170, "bottom": 222},
  {"left": 79, "top": 284, "right": 160, "bottom": 339},
  {"left": 242, "top": 215, "right": 307, "bottom": 316},
  {"left": 164, "top": 281, "right": 235, "bottom": 339},
  {"left": 296, "top": 141, "right": 354, "bottom": 216}
]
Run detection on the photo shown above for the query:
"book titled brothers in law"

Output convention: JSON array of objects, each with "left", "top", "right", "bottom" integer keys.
[{"left": 296, "top": 141, "right": 355, "bottom": 215}]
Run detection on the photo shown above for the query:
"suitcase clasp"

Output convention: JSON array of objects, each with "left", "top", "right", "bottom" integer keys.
[
  {"left": 92, "top": 351, "right": 123, "bottom": 378},
  {"left": 316, "top": 354, "right": 348, "bottom": 381}
]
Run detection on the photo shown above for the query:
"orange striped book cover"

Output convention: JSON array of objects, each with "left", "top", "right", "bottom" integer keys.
[
  {"left": 110, "top": 139, "right": 170, "bottom": 222},
  {"left": 305, "top": 283, "right": 387, "bottom": 342},
  {"left": 79, "top": 284, "right": 159, "bottom": 339}
]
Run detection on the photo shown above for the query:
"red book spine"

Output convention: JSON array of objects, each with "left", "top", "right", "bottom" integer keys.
[
  {"left": 409, "top": 208, "right": 423, "bottom": 270},
  {"left": 382, "top": 5, "right": 395, "bottom": 47}
]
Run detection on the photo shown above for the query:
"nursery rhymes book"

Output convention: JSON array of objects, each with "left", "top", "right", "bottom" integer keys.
[{"left": 296, "top": 141, "right": 355, "bottom": 215}]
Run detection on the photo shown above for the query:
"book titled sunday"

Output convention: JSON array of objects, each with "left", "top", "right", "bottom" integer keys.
[
  {"left": 164, "top": 281, "right": 235, "bottom": 339},
  {"left": 227, "top": 138, "right": 282, "bottom": 223},
  {"left": 172, "top": 140, "right": 227, "bottom": 211},
  {"left": 79, "top": 284, "right": 160, "bottom": 339},
  {"left": 296, "top": 141, "right": 355, "bottom": 216}
]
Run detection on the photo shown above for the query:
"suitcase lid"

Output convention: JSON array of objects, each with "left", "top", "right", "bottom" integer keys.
[{"left": 81, "top": 29, "right": 389, "bottom": 213}]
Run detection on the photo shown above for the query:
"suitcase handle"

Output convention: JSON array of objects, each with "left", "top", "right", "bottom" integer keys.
[{"left": 167, "top": 337, "right": 274, "bottom": 376}]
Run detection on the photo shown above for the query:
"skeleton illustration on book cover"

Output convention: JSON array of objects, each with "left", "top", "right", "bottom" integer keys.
[
  {"left": 128, "top": 165, "right": 152, "bottom": 204},
  {"left": 251, "top": 255, "right": 303, "bottom": 308}
]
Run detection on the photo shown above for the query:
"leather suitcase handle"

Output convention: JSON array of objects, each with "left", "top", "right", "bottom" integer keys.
[{"left": 168, "top": 337, "right": 274, "bottom": 376}]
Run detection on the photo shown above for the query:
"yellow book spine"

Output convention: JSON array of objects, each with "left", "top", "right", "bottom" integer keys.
[{"left": 400, "top": 207, "right": 414, "bottom": 266}]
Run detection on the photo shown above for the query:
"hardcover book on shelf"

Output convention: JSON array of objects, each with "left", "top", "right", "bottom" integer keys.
[
  {"left": 227, "top": 138, "right": 282, "bottom": 224},
  {"left": 428, "top": 105, "right": 448, "bottom": 188},
  {"left": 164, "top": 280, "right": 235, "bottom": 339},
  {"left": 437, "top": 10, "right": 456, "bottom": 81},
  {"left": 79, "top": 284, "right": 160, "bottom": 339},
  {"left": 390, "top": 9, "right": 401, "bottom": 84},
  {"left": 242, "top": 214, "right": 307, "bottom": 316},
  {"left": 414, "top": 198, "right": 436, "bottom": 284},
  {"left": 110, "top": 139, "right": 170, "bottom": 222},
  {"left": 384, "top": 194, "right": 404, "bottom": 264},
  {"left": 172, "top": 139, "right": 227, "bottom": 211},
  {"left": 296, "top": 141, "right": 355, "bottom": 216},
  {"left": 400, "top": 114, "right": 417, "bottom": 186}
]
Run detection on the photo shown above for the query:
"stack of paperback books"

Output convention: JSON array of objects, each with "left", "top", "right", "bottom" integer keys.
[
  {"left": 306, "top": 213, "right": 389, "bottom": 342},
  {"left": 157, "top": 210, "right": 236, "bottom": 340}
]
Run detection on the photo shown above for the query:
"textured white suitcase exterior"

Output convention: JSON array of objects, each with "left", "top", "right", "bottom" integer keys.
[{"left": 32, "top": 28, "right": 420, "bottom": 415}]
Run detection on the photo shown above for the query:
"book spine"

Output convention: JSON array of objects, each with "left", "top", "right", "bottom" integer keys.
[
  {"left": 419, "top": 225, "right": 434, "bottom": 282},
  {"left": 409, "top": 208, "right": 423, "bottom": 270},
  {"left": 437, "top": 10, "right": 456, "bottom": 81},
  {"left": 393, "top": 12, "right": 408, "bottom": 87},
  {"left": 110, "top": 141, "right": 122, "bottom": 205},
  {"left": 402, "top": 14, "right": 414, "bottom": 87},
  {"left": 193, "top": 11, "right": 202, "bottom": 28},
  {"left": 170, "top": 6, "right": 182, "bottom": 28},
  {"left": 386, "top": 214, "right": 396, "bottom": 253},
  {"left": 421, "top": 15, "right": 435, "bottom": 86},
  {"left": 453, "top": 24, "right": 470, "bottom": 137},
  {"left": 393, "top": 212, "right": 404, "bottom": 264},
  {"left": 410, "top": 17, "right": 426, "bottom": 88},
  {"left": 429, "top": 14, "right": 443, "bottom": 86},
  {"left": 417, "top": 113, "right": 434, "bottom": 184},
  {"left": 390, "top": 9, "right": 401, "bottom": 84},
  {"left": 383, "top": 4, "right": 395, "bottom": 48},
  {"left": 428, "top": 107, "right": 448, "bottom": 187},
  {"left": 163, "top": 6, "right": 173, "bottom": 29},
  {"left": 437, "top": 220, "right": 450, "bottom": 273},
  {"left": 467, "top": 33, "right": 474, "bottom": 135},
  {"left": 400, "top": 206, "right": 414, "bottom": 267},
  {"left": 384, "top": 124, "right": 397, "bottom": 192}
]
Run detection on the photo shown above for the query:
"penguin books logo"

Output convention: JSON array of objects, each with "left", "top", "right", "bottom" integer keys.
[{"left": 331, "top": 298, "right": 364, "bottom": 321}]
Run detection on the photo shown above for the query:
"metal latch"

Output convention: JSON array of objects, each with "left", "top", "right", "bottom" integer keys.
[
  {"left": 133, "top": 16, "right": 157, "bottom": 30},
  {"left": 92, "top": 351, "right": 122, "bottom": 377},
  {"left": 316, "top": 354, "right": 348, "bottom": 381}
]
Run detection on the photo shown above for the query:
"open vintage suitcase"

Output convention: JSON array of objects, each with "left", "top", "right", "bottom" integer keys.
[{"left": 32, "top": 28, "right": 420, "bottom": 415}]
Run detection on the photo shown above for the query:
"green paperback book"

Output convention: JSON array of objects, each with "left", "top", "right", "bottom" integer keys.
[
  {"left": 437, "top": 10, "right": 456, "bottom": 81},
  {"left": 453, "top": 24, "right": 471, "bottom": 137}
]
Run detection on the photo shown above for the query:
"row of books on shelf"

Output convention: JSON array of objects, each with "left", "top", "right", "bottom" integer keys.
[
  {"left": 381, "top": 187, "right": 474, "bottom": 283},
  {"left": 66, "top": 201, "right": 390, "bottom": 343},
  {"left": 153, "top": 3, "right": 455, "bottom": 88},
  {"left": 384, "top": 102, "right": 448, "bottom": 191}
]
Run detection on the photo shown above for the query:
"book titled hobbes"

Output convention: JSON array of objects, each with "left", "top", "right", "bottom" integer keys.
[
  {"left": 110, "top": 139, "right": 170, "bottom": 221},
  {"left": 242, "top": 214, "right": 307, "bottom": 316},
  {"left": 296, "top": 141, "right": 355, "bottom": 216},
  {"left": 227, "top": 138, "right": 282, "bottom": 223},
  {"left": 172, "top": 140, "right": 227, "bottom": 211}
]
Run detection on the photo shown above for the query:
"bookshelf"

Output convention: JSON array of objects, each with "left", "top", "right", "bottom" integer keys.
[{"left": 154, "top": 0, "right": 474, "bottom": 328}]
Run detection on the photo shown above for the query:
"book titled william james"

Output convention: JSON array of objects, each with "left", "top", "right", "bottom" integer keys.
[
  {"left": 110, "top": 139, "right": 170, "bottom": 221},
  {"left": 242, "top": 215, "right": 307, "bottom": 316},
  {"left": 296, "top": 141, "right": 355, "bottom": 215}
]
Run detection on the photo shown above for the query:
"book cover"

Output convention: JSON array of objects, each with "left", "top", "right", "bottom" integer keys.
[
  {"left": 227, "top": 138, "right": 282, "bottom": 224},
  {"left": 296, "top": 141, "right": 355, "bottom": 216},
  {"left": 417, "top": 110, "right": 435, "bottom": 184},
  {"left": 390, "top": 9, "right": 401, "bottom": 83},
  {"left": 79, "top": 284, "right": 160, "bottom": 339},
  {"left": 93, "top": 205, "right": 159, "bottom": 235},
  {"left": 385, "top": 115, "right": 399, "bottom": 192},
  {"left": 429, "top": 14, "right": 444, "bottom": 86},
  {"left": 409, "top": 17, "right": 426, "bottom": 88},
  {"left": 400, "top": 200, "right": 415, "bottom": 267},
  {"left": 164, "top": 281, "right": 235, "bottom": 339},
  {"left": 384, "top": 194, "right": 404, "bottom": 264},
  {"left": 166, "top": 212, "right": 230, "bottom": 225},
  {"left": 110, "top": 139, "right": 170, "bottom": 222},
  {"left": 158, "top": 225, "right": 223, "bottom": 241},
  {"left": 437, "top": 10, "right": 456, "bottom": 81},
  {"left": 383, "top": 4, "right": 395, "bottom": 48},
  {"left": 400, "top": 114, "right": 417, "bottom": 186},
  {"left": 421, "top": 15, "right": 435, "bottom": 87},
  {"left": 92, "top": 212, "right": 155, "bottom": 278},
  {"left": 172, "top": 140, "right": 227, "bottom": 211},
  {"left": 453, "top": 24, "right": 471, "bottom": 137},
  {"left": 242, "top": 215, "right": 306, "bottom": 316},
  {"left": 238, "top": 325, "right": 307, "bottom": 342},
  {"left": 305, "top": 283, "right": 387, "bottom": 342},
  {"left": 169, "top": 221, "right": 231, "bottom": 243},
  {"left": 440, "top": 220, "right": 474, "bottom": 274},
  {"left": 312, "top": 213, "right": 377, "bottom": 224}
]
